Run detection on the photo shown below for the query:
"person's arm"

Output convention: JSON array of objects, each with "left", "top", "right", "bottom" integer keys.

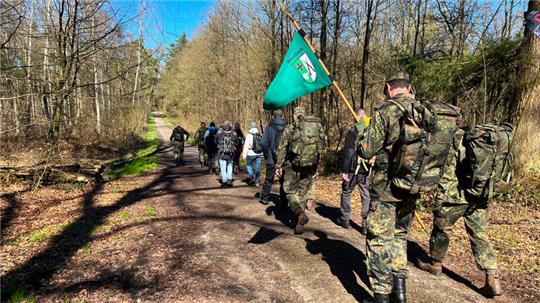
[
  {"left": 275, "top": 126, "right": 291, "bottom": 169},
  {"left": 242, "top": 134, "right": 251, "bottom": 159}
]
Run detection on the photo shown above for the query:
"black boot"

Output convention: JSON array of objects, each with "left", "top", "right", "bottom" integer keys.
[
  {"left": 363, "top": 293, "right": 390, "bottom": 303},
  {"left": 390, "top": 277, "right": 406, "bottom": 303}
]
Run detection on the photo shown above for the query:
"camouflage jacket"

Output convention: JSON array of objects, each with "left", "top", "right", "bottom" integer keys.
[
  {"left": 276, "top": 118, "right": 326, "bottom": 169},
  {"left": 357, "top": 93, "right": 415, "bottom": 202}
]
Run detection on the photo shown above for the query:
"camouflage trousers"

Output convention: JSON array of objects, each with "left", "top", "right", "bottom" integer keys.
[
  {"left": 367, "top": 197, "right": 416, "bottom": 294},
  {"left": 197, "top": 145, "right": 207, "bottom": 165},
  {"left": 429, "top": 202, "right": 497, "bottom": 270},
  {"left": 172, "top": 141, "right": 184, "bottom": 162},
  {"left": 283, "top": 166, "right": 315, "bottom": 214}
]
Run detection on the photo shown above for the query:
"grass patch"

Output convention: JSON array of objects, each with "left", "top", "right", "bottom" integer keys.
[
  {"left": 143, "top": 205, "right": 157, "bottom": 217},
  {"left": 76, "top": 244, "right": 91, "bottom": 255},
  {"left": 106, "top": 117, "right": 160, "bottom": 180},
  {"left": 7, "top": 284, "right": 36, "bottom": 303},
  {"left": 163, "top": 117, "right": 174, "bottom": 128},
  {"left": 25, "top": 223, "right": 71, "bottom": 245},
  {"left": 119, "top": 210, "right": 130, "bottom": 219}
]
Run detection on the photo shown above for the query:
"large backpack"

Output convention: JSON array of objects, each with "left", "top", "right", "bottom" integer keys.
[
  {"left": 252, "top": 134, "right": 263, "bottom": 154},
  {"left": 221, "top": 130, "right": 236, "bottom": 155},
  {"left": 389, "top": 98, "right": 463, "bottom": 194},
  {"left": 460, "top": 123, "right": 514, "bottom": 199},
  {"left": 172, "top": 127, "right": 185, "bottom": 142},
  {"left": 289, "top": 116, "right": 323, "bottom": 167}
]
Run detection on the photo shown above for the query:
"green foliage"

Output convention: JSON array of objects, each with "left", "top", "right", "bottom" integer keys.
[
  {"left": 76, "top": 244, "right": 91, "bottom": 255},
  {"left": 119, "top": 210, "right": 130, "bottom": 219},
  {"left": 143, "top": 205, "right": 157, "bottom": 217},
  {"left": 106, "top": 117, "right": 160, "bottom": 180},
  {"left": 399, "top": 38, "right": 521, "bottom": 124},
  {"left": 163, "top": 117, "right": 174, "bottom": 128},
  {"left": 7, "top": 284, "right": 36, "bottom": 303}
]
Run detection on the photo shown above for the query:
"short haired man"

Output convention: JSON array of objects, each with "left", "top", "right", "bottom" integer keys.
[
  {"left": 357, "top": 72, "right": 418, "bottom": 303},
  {"left": 216, "top": 121, "right": 239, "bottom": 187},
  {"left": 260, "top": 109, "right": 287, "bottom": 205},
  {"left": 194, "top": 122, "right": 208, "bottom": 167},
  {"left": 276, "top": 107, "right": 325, "bottom": 234}
]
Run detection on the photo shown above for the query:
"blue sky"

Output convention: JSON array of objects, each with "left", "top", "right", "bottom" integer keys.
[{"left": 111, "top": 0, "right": 216, "bottom": 51}]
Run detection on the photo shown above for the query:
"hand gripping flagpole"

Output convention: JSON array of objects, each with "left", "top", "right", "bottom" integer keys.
[{"left": 279, "top": 2, "right": 431, "bottom": 237}]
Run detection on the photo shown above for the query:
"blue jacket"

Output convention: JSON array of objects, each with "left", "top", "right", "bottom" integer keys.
[{"left": 260, "top": 117, "right": 286, "bottom": 165}]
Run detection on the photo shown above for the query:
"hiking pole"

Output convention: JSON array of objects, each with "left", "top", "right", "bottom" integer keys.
[
  {"left": 279, "top": 2, "right": 359, "bottom": 123},
  {"left": 280, "top": 2, "right": 432, "bottom": 238}
]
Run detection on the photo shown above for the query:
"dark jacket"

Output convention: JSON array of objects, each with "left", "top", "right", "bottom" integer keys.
[
  {"left": 341, "top": 125, "right": 368, "bottom": 174},
  {"left": 261, "top": 117, "right": 286, "bottom": 165}
]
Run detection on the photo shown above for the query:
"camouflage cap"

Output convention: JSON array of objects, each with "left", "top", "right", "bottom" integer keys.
[
  {"left": 294, "top": 106, "right": 306, "bottom": 116},
  {"left": 385, "top": 71, "right": 410, "bottom": 83}
]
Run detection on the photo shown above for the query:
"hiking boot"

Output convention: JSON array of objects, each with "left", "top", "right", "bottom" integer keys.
[
  {"left": 335, "top": 217, "right": 350, "bottom": 229},
  {"left": 220, "top": 183, "right": 227, "bottom": 188},
  {"left": 418, "top": 259, "right": 442, "bottom": 276},
  {"left": 482, "top": 270, "right": 502, "bottom": 297},
  {"left": 361, "top": 219, "right": 368, "bottom": 235},
  {"left": 227, "top": 181, "right": 233, "bottom": 188},
  {"left": 294, "top": 210, "right": 309, "bottom": 234},
  {"left": 390, "top": 276, "right": 406, "bottom": 303},
  {"left": 363, "top": 293, "right": 390, "bottom": 303}
]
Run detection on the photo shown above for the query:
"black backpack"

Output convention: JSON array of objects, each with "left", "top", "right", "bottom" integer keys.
[{"left": 252, "top": 134, "right": 263, "bottom": 154}]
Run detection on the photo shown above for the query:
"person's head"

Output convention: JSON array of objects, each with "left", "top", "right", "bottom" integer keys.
[
  {"left": 384, "top": 71, "right": 412, "bottom": 98},
  {"left": 209, "top": 121, "right": 216, "bottom": 128},
  {"left": 234, "top": 122, "right": 241, "bottom": 130},
  {"left": 357, "top": 109, "right": 366, "bottom": 118},
  {"left": 272, "top": 109, "right": 283, "bottom": 118},
  {"left": 250, "top": 122, "right": 257, "bottom": 129},
  {"left": 223, "top": 121, "right": 231, "bottom": 131},
  {"left": 200, "top": 122, "right": 206, "bottom": 127},
  {"left": 293, "top": 106, "right": 306, "bottom": 123}
]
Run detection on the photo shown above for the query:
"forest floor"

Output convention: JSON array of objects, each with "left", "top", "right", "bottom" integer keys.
[{"left": 1, "top": 117, "right": 538, "bottom": 303}]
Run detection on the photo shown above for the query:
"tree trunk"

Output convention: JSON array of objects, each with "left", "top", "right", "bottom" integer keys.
[
  {"left": 132, "top": 6, "right": 144, "bottom": 106},
  {"left": 319, "top": 0, "right": 328, "bottom": 120},
  {"left": 513, "top": 0, "right": 540, "bottom": 174},
  {"left": 360, "top": 0, "right": 377, "bottom": 109}
]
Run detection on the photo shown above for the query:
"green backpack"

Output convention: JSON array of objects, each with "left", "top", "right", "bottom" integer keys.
[
  {"left": 389, "top": 98, "right": 463, "bottom": 194},
  {"left": 289, "top": 115, "right": 323, "bottom": 167},
  {"left": 460, "top": 123, "right": 514, "bottom": 199}
]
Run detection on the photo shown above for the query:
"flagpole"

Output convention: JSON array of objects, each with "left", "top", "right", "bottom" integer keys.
[
  {"left": 279, "top": 2, "right": 431, "bottom": 238},
  {"left": 279, "top": 2, "right": 359, "bottom": 123}
]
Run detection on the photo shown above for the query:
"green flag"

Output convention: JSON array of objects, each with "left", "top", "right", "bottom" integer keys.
[{"left": 263, "top": 32, "right": 332, "bottom": 110}]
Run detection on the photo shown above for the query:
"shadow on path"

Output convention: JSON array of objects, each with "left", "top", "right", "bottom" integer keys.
[
  {"left": 1, "top": 193, "right": 21, "bottom": 242},
  {"left": 305, "top": 230, "right": 371, "bottom": 302}
]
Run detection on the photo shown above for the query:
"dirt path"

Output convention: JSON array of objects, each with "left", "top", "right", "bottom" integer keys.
[{"left": 1, "top": 117, "right": 512, "bottom": 302}]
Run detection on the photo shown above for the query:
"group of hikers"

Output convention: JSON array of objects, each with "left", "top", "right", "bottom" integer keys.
[{"left": 169, "top": 71, "right": 513, "bottom": 303}]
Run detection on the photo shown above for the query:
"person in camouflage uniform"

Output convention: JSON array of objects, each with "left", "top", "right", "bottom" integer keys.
[
  {"left": 418, "top": 129, "right": 502, "bottom": 297},
  {"left": 170, "top": 125, "right": 190, "bottom": 165},
  {"left": 194, "top": 122, "right": 208, "bottom": 167},
  {"left": 276, "top": 106, "right": 325, "bottom": 234},
  {"left": 356, "top": 72, "right": 418, "bottom": 303}
]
